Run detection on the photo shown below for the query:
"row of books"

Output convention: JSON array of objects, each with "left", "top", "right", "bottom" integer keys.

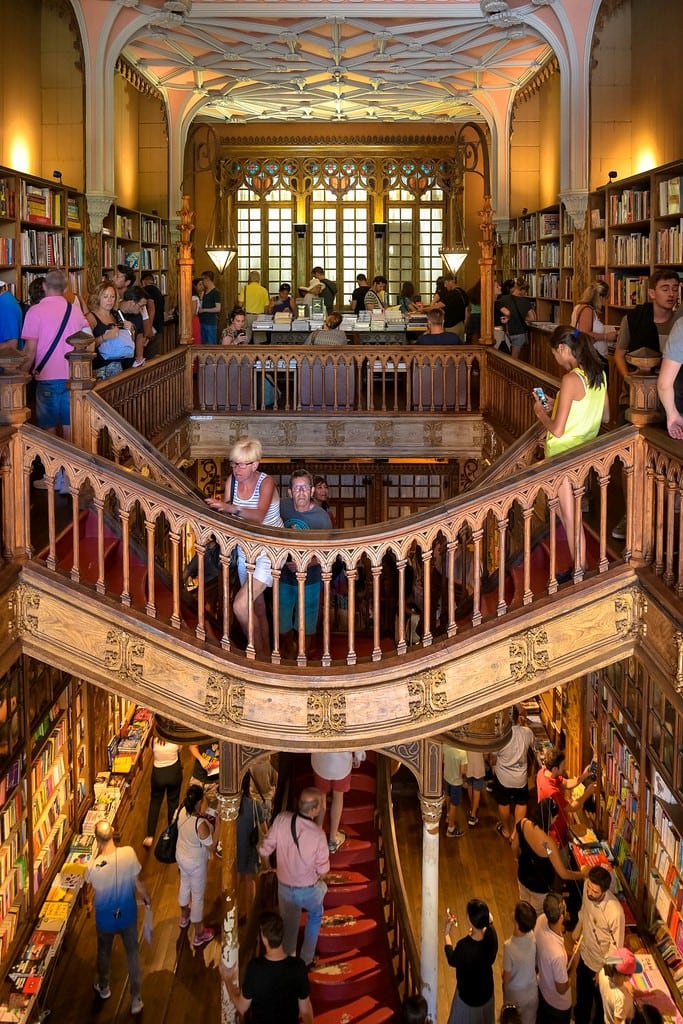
[
  {"left": 19, "top": 229, "right": 64, "bottom": 268},
  {"left": 139, "top": 246, "right": 168, "bottom": 270},
  {"left": 67, "top": 234, "right": 83, "bottom": 266},
  {"left": 537, "top": 272, "right": 560, "bottom": 299},
  {"left": 0, "top": 182, "right": 16, "bottom": 220},
  {"left": 609, "top": 187, "right": 651, "bottom": 225},
  {"left": 538, "top": 241, "right": 560, "bottom": 268},
  {"left": 610, "top": 232, "right": 652, "bottom": 266},
  {"left": 19, "top": 182, "right": 62, "bottom": 226},
  {"left": 0, "top": 237, "right": 14, "bottom": 265},
  {"left": 655, "top": 221, "right": 683, "bottom": 264},
  {"left": 0, "top": 786, "right": 25, "bottom": 847},
  {"left": 658, "top": 175, "right": 683, "bottom": 217},
  {"left": 31, "top": 728, "right": 67, "bottom": 794},
  {"left": 515, "top": 243, "right": 537, "bottom": 270},
  {"left": 115, "top": 214, "right": 136, "bottom": 240},
  {"left": 141, "top": 218, "right": 168, "bottom": 244},
  {"left": 608, "top": 273, "right": 650, "bottom": 307}
]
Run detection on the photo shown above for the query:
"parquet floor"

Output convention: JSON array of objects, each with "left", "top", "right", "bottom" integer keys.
[{"left": 42, "top": 757, "right": 524, "bottom": 1022}]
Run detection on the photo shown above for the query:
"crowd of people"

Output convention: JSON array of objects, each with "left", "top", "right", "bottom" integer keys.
[{"left": 441, "top": 713, "right": 661, "bottom": 1024}]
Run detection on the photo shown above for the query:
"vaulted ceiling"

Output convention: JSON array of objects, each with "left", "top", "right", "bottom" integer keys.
[{"left": 120, "top": 0, "right": 555, "bottom": 123}]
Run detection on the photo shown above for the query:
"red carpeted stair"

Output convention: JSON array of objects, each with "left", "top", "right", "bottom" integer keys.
[{"left": 296, "top": 757, "right": 402, "bottom": 1021}]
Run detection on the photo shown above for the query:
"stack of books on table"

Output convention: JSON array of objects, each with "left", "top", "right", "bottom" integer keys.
[
  {"left": 272, "top": 312, "right": 292, "bottom": 330},
  {"left": 252, "top": 314, "right": 274, "bottom": 330},
  {"left": 370, "top": 311, "right": 386, "bottom": 331},
  {"left": 354, "top": 313, "right": 370, "bottom": 332},
  {"left": 385, "top": 309, "right": 405, "bottom": 327},
  {"left": 291, "top": 319, "right": 310, "bottom": 332}
]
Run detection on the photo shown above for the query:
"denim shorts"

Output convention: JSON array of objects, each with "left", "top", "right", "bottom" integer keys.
[{"left": 35, "top": 379, "right": 70, "bottom": 429}]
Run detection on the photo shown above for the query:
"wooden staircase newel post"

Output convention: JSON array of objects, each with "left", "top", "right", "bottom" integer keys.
[{"left": 66, "top": 337, "right": 96, "bottom": 454}]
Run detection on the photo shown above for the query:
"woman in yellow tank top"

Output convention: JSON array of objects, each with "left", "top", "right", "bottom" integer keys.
[{"left": 532, "top": 326, "right": 609, "bottom": 581}]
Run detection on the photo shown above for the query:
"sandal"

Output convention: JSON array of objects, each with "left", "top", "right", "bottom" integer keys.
[{"left": 496, "top": 822, "right": 511, "bottom": 841}]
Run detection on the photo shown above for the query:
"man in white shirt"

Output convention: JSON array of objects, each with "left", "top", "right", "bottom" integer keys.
[
  {"left": 535, "top": 893, "right": 572, "bottom": 1024},
  {"left": 573, "top": 866, "right": 625, "bottom": 1024}
]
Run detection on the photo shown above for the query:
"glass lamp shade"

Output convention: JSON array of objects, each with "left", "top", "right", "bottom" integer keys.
[
  {"left": 205, "top": 244, "right": 237, "bottom": 273},
  {"left": 440, "top": 246, "right": 469, "bottom": 274},
  {"left": 205, "top": 189, "right": 237, "bottom": 273}
]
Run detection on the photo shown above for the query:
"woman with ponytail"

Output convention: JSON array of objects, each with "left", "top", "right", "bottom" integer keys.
[{"left": 532, "top": 326, "right": 609, "bottom": 581}]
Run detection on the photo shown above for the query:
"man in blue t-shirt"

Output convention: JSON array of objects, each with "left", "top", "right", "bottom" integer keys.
[
  {"left": 279, "top": 468, "right": 332, "bottom": 659},
  {"left": 85, "top": 820, "right": 151, "bottom": 1015},
  {"left": 0, "top": 286, "right": 23, "bottom": 351}
]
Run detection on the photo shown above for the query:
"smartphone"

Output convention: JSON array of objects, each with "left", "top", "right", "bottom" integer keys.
[{"left": 533, "top": 386, "right": 549, "bottom": 409}]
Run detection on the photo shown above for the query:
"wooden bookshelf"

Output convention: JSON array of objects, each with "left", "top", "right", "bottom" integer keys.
[
  {"left": 0, "top": 167, "right": 85, "bottom": 304},
  {"left": 590, "top": 158, "right": 683, "bottom": 327},
  {"left": 508, "top": 204, "right": 565, "bottom": 323},
  {"left": 103, "top": 205, "right": 169, "bottom": 294},
  {"left": 588, "top": 660, "right": 683, "bottom": 1013}
]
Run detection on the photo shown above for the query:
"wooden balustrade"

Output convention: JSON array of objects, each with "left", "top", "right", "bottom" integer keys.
[
  {"left": 192, "top": 345, "right": 482, "bottom": 415},
  {"left": 376, "top": 755, "right": 422, "bottom": 1004},
  {"left": 8, "top": 419, "right": 673, "bottom": 673},
  {"left": 92, "top": 348, "right": 191, "bottom": 443}
]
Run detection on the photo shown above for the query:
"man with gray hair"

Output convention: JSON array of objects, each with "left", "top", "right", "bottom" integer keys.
[
  {"left": 259, "top": 787, "right": 330, "bottom": 967},
  {"left": 85, "top": 820, "right": 151, "bottom": 1015}
]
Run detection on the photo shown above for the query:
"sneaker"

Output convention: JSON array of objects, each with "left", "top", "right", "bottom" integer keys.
[
  {"left": 33, "top": 477, "right": 50, "bottom": 490},
  {"left": 611, "top": 515, "right": 626, "bottom": 540},
  {"left": 468, "top": 815, "right": 479, "bottom": 827},
  {"left": 93, "top": 982, "right": 111, "bottom": 1000},
  {"left": 328, "top": 830, "right": 347, "bottom": 854},
  {"left": 446, "top": 826, "right": 464, "bottom": 838},
  {"left": 192, "top": 926, "right": 215, "bottom": 948},
  {"left": 180, "top": 909, "right": 191, "bottom": 928},
  {"left": 132, "top": 358, "right": 146, "bottom": 368},
  {"left": 55, "top": 468, "right": 70, "bottom": 494},
  {"left": 131, "top": 995, "right": 144, "bottom": 1015}
]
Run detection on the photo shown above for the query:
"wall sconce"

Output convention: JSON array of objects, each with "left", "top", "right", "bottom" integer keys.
[
  {"left": 373, "top": 222, "right": 387, "bottom": 238},
  {"left": 608, "top": 170, "right": 618, "bottom": 183},
  {"left": 52, "top": 170, "right": 63, "bottom": 183},
  {"left": 294, "top": 223, "right": 307, "bottom": 239}
]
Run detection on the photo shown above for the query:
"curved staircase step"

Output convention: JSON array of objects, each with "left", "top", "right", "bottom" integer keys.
[
  {"left": 324, "top": 869, "right": 379, "bottom": 906},
  {"left": 318, "top": 904, "right": 380, "bottom": 953},
  {"left": 309, "top": 951, "right": 384, "bottom": 1003},
  {"left": 339, "top": 792, "right": 375, "bottom": 825},
  {"left": 329, "top": 836, "right": 375, "bottom": 867},
  {"left": 314, "top": 994, "right": 395, "bottom": 1024}
]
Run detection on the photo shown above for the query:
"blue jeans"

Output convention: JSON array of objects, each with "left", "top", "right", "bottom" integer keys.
[
  {"left": 200, "top": 322, "right": 218, "bottom": 345},
  {"left": 96, "top": 921, "right": 141, "bottom": 998},
  {"left": 35, "top": 379, "right": 69, "bottom": 429},
  {"left": 278, "top": 879, "right": 327, "bottom": 965}
]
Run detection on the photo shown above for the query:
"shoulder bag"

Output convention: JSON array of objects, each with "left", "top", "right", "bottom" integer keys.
[
  {"left": 154, "top": 807, "right": 180, "bottom": 864},
  {"left": 33, "top": 300, "right": 73, "bottom": 378}
]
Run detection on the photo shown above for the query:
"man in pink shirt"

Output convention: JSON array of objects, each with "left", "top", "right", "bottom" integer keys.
[
  {"left": 259, "top": 787, "right": 330, "bottom": 967},
  {"left": 20, "top": 270, "right": 90, "bottom": 493}
]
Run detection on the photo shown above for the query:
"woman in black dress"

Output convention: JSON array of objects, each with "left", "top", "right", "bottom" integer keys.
[{"left": 444, "top": 898, "right": 498, "bottom": 1024}]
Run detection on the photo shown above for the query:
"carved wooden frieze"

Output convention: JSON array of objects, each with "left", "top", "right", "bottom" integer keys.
[
  {"left": 14, "top": 565, "right": 660, "bottom": 750},
  {"left": 407, "top": 670, "right": 448, "bottom": 719},
  {"left": 307, "top": 690, "right": 347, "bottom": 735},
  {"left": 615, "top": 587, "right": 648, "bottom": 641},
  {"left": 104, "top": 628, "right": 146, "bottom": 682},
  {"left": 509, "top": 627, "right": 550, "bottom": 682},
  {"left": 205, "top": 672, "right": 245, "bottom": 724}
]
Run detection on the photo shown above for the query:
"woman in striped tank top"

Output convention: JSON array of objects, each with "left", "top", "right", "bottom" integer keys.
[{"left": 207, "top": 436, "right": 283, "bottom": 658}]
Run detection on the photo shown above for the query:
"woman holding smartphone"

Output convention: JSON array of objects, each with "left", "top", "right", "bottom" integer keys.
[
  {"left": 221, "top": 307, "right": 251, "bottom": 345},
  {"left": 532, "top": 325, "right": 608, "bottom": 582}
]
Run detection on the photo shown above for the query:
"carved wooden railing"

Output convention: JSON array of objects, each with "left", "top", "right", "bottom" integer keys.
[
  {"left": 193, "top": 344, "right": 482, "bottom": 414},
  {"left": 91, "top": 348, "right": 192, "bottom": 444},
  {"left": 5, "top": 420, "right": 657, "bottom": 671},
  {"left": 376, "top": 755, "right": 422, "bottom": 1004}
]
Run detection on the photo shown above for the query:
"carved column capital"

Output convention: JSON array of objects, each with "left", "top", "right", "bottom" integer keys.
[
  {"left": 85, "top": 192, "right": 115, "bottom": 233},
  {"left": 419, "top": 794, "right": 444, "bottom": 833},
  {"left": 559, "top": 190, "right": 589, "bottom": 231}
]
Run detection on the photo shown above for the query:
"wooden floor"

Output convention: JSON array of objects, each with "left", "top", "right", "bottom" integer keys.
[{"left": 40, "top": 754, "right": 524, "bottom": 1022}]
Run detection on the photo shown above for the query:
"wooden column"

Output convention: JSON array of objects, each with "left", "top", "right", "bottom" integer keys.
[
  {"left": 218, "top": 739, "right": 241, "bottom": 1024},
  {"left": 479, "top": 196, "right": 495, "bottom": 346},
  {"left": 177, "top": 195, "right": 195, "bottom": 348}
]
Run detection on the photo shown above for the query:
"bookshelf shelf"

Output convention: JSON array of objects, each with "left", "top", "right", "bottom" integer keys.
[{"left": 0, "top": 167, "right": 85, "bottom": 303}]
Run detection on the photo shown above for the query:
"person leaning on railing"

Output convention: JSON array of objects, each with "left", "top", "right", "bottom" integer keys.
[{"left": 531, "top": 326, "right": 609, "bottom": 584}]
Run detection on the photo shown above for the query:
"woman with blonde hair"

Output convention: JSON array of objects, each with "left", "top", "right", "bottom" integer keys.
[
  {"left": 206, "top": 436, "right": 282, "bottom": 658},
  {"left": 571, "top": 280, "right": 617, "bottom": 360},
  {"left": 86, "top": 280, "right": 134, "bottom": 379}
]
